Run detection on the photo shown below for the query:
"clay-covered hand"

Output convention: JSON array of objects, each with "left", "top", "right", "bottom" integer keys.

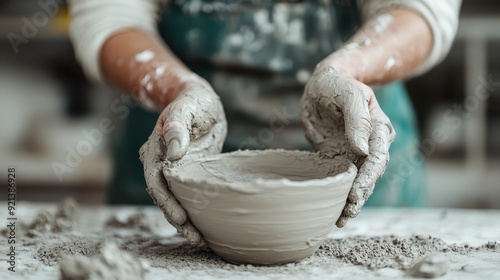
[
  {"left": 140, "top": 85, "right": 227, "bottom": 244},
  {"left": 301, "top": 66, "right": 395, "bottom": 228}
]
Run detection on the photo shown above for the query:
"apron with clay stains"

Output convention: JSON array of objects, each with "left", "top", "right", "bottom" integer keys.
[{"left": 108, "top": 0, "right": 426, "bottom": 208}]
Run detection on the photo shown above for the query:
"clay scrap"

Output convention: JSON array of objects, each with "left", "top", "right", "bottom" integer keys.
[
  {"left": 409, "top": 254, "right": 450, "bottom": 278},
  {"left": 105, "top": 211, "right": 151, "bottom": 232},
  {"left": 59, "top": 243, "right": 150, "bottom": 280},
  {"left": 24, "top": 197, "right": 78, "bottom": 237}
]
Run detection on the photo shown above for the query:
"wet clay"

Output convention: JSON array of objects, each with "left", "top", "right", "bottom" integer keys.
[
  {"left": 163, "top": 149, "right": 357, "bottom": 265},
  {"left": 59, "top": 243, "right": 150, "bottom": 280},
  {"left": 19, "top": 198, "right": 78, "bottom": 237},
  {"left": 409, "top": 254, "right": 450, "bottom": 278},
  {"left": 105, "top": 211, "right": 151, "bottom": 232}
]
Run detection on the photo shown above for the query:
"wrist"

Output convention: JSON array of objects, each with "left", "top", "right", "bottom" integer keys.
[
  {"left": 316, "top": 52, "right": 361, "bottom": 81},
  {"left": 134, "top": 61, "right": 208, "bottom": 110}
]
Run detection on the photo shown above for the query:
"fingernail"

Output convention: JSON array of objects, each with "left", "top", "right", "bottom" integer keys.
[
  {"left": 353, "top": 136, "right": 369, "bottom": 156},
  {"left": 170, "top": 203, "right": 188, "bottom": 225},
  {"left": 336, "top": 216, "right": 347, "bottom": 228},
  {"left": 166, "top": 139, "right": 182, "bottom": 161}
]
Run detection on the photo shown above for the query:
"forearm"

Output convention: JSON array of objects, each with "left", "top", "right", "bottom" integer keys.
[
  {"left": 319, "top": 7, "right": 432, "bottom": 86},
  {"left": 101, "top": 29, "right": 204, "bottom": 110},
  {"left": 68, "top": 0, "right": 205, "bottom": 111}
]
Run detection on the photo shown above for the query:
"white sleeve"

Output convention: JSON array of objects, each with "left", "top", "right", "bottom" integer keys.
[
  {"left": 68, "top": 0, "right": 163, "bottom": 83},
  {"left": 361, "top": 0, "right": 462, "bottom": 76}
]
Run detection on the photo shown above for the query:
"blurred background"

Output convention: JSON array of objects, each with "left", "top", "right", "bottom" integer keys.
[{"left": 0, "top": 0, "right": 499, "bottom": 207}]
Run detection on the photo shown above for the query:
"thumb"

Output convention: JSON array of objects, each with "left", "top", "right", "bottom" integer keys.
[
  {"left": 342, "top": 85, "right": 372, "bottom": 156},
  {"left": 163, "top": 104, "right": 192, "bottom": 161}
]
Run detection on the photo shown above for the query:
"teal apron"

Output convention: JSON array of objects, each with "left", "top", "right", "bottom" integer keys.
[{"left": 108, "top": 0, "right": 425, "bottom": 207}]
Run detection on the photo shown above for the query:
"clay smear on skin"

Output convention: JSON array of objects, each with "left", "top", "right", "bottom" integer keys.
[
  {"left": 139, "top": 86, "right": 227, "bottom": 244},
  {"left": 129, "top": 49, "right": 160, "bottom": 110},
  {"left": 337, "top": 13, "right": 394, "bottom": 78},
  {"left": 134, "top": 50, "right": 155, "bottom": 63},
  {"left": 128, "top": 49, "right": 203, "bottom": 111},
  {"left": 331, "top": 12, "right": 425, "bottom": 83}
]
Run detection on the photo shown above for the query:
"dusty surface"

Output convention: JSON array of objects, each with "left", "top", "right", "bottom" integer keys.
[{"left": 1, "top": 202, "right": 499, "bottom": 280}]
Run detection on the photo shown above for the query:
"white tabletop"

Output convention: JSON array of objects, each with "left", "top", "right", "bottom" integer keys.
[{"left": 1, "top": 202, "right": 499, "bottom": 280}]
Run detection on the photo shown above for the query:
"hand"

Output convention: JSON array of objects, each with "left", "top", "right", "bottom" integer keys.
[
  {"left": 300, "top": 66, "right": 395, "bottom": 228},
  {"left": 140, "top": 84, "right": 227, "bottom": 244}
]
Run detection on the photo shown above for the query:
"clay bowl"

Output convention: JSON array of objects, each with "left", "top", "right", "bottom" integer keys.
[{"left": 163, "top": 149, "right": 357, "bottom": 265}]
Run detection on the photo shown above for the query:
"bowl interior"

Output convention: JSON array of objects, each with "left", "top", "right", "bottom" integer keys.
[{"left": 166, "top": 149, "right": 354, "bottom": 186}]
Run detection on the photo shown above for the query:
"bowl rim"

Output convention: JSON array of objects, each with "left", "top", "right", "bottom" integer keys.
[{"left": 163, "top": 149, "right": 357, "bottom": 192}]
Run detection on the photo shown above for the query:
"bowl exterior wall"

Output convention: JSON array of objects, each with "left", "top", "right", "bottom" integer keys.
[{"left": 169, "top": 174, "right": 353, "bottom": 265}]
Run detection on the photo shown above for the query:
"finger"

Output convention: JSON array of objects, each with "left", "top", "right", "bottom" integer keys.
[
  {"left": 139, "top": 142, "right": 147, "bottom": 164},
  {"left": 142, "top": 133, "right": 188, "bottom": 226},
  {"left": 300, "top": 97, "right": 326, "bottom": 151},
  {"left": 164, "top": 121, "right": 190, "bottom": 161},
  {"left": 164, "top": 87, "right": 222, "bottom": 161},
  {"left": 315, "top": 67, "right": 372, "bottom": 156},
  {"left": 180, "top": 223, "right": 203, "bottom": 245},
  {"left": 345, "top": 183, "right": 375, "bottom": 217},
  {"left": 303, "top": 68, "right": 348, "bottom": 152},
  {"left": 187, "top": 120, "right": 226, "bottom": 158},
  {"left": 163, "top": 102, "right": 192, "bottom": 161},
  {"left": 345, "top": 121, "right": 392, "bottom": 218},
  {"left": 336, "top": 182, "right": 370, "bottom": 228},
  {"left": 369, "top": 95, "right": 396, "bottom": 143},
  {"left": 147, "top": 183, "right": 189, "bottom": 227},
  {"left": 342, "top": 83, "right": 372, "bottom": 156},
  {"left": 336, "top": 214, "right": 349, "bottom": 228}
]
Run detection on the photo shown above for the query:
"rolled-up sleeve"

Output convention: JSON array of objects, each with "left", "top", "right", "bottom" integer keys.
[
  {"left": 362, "top": 0, "right": 462, "bottom": 76},
  {"left": 68, "top": 0, "right": 162, "bottom": 83}
]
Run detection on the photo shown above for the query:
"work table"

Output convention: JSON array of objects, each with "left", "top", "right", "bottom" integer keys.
[{"left": 1, "top": 202, "right": 499, "bottom": 280}]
